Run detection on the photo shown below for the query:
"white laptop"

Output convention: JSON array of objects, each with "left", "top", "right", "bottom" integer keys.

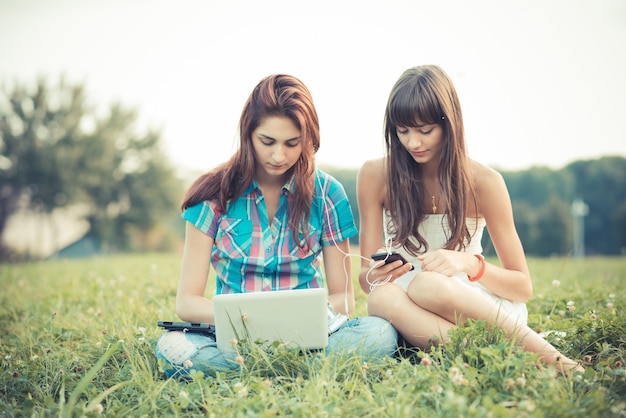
[{"left": 213, "top": 288, "right": 329, "bottom": 353}]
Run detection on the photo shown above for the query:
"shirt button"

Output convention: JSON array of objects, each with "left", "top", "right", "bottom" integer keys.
[{"left": 266, "top": 247, "right": 272, "bottom": 252}]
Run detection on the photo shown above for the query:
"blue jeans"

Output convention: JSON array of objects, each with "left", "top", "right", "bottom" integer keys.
[{"left": 155, "top": 316, "right": 398, "bottom": 379}]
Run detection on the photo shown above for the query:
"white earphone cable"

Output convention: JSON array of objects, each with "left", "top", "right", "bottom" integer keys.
[{"left": 316, "top": 172, "right": 396, "bottom": 312}]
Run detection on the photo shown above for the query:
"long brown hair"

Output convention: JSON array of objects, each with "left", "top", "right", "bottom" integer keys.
[
  {"left": 384, "top": 65, "right": 476, "bottom": 255},
  {"left": 182, "top": 74, "right": 320, "bottom": 245}
]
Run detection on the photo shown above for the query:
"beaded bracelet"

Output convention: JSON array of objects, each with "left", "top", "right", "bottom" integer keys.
[{"left": 468, "top": 254, "right": 486, "bottom": 282}]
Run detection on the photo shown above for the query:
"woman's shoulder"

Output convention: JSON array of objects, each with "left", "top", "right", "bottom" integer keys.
[
  {"left": 359, "top": 157, "right": 385, "bottom": 172},
  {"left": 313, "top": 168, "right": 348, "bottom": 197},
  {"left": 184, "top": 199, "right": 219, "bottom": 215},
  {"left": 470, "top": 160, "right": 511, "bottom": 215},
  {"left": 357, "top": 158, "right": 387, "bottom": 179},
  {"left": 470, "top": 159, "right": 506, "bottom": 189}
]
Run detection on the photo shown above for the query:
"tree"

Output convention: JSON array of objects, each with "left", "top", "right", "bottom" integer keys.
[
  {"left": 534, "top": 197, "right": 571, "bottom": 256},
  {"left": 75, "top": 103, "right": 182, "bottom": 252},
  {"left": 565, "top": 157, "right": 626, "bottom": 255},
  {"left": 0, "top": 78, "right": 88, "bottom": 257},
  {"left": 0, "top": 77, "right": 182, "bottom": 258}
]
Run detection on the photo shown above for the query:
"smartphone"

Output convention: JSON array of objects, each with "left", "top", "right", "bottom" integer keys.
[
  {"left": 157, "top": 320, "right": 215, "bottom": 335},
  {"left": 371, "top": 252, "right": 415, "bottom": 271}
]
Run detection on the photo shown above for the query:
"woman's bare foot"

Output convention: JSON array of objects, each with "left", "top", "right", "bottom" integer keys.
[{"left": 553, "top": 355, "right": 585, "bottom": 376}]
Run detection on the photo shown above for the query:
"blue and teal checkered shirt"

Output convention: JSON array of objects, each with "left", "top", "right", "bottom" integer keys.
[{"left": 182, "top": 169, "right": 358, "bottom": 294}]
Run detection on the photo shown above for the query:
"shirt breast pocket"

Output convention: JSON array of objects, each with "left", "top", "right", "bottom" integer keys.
[
  {"left": 216, "top": 218, "right": 253, "bottom": 258},
  {"left": 289, "top": 227, "right": 322, "bottom": 259}
]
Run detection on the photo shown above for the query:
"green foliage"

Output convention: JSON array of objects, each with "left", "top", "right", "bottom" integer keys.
[
  {"left": 324, "top": 156, "right": 626, "bottom": 255},
  {"left": 1, "top": 254, "right": 625, "bottom": 417},
  {"left": 502, "top": 157, "right": 626, "bottom": 255},
  {"left": 322, "top": 166, "right": 359, "bottom": 230},
  {"left": 0, "top": 77, "right": 183, "bottom": 257},
  {"left": 565, "top": 156, "right": 626, "bottom": 255},
  {"left": 0, "top": 78, "right": 88, "bottom": 240}
]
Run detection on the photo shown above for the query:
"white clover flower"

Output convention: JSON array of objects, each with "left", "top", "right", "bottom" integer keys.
[
  {"left": 93, "top": 403, "right": 104, "bottom": 415},
  {"left": 451, "top": 373, "right": 467, "bottom": 385},
  {"left": 552, "top": 280, "right": 561, "bottom": 288},
  {"left": 449, "top": 367, "right": 467, "bottom": 385}
]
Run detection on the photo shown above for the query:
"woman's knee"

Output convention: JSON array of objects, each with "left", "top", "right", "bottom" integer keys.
[
  {"left": 329, "top": 316, "right": 398, "bottom": 359},
  {"left": 155, "top": 331, "right": 238, "bottom": 379},
  {"left": 367, "top": 283, "right": 405, "bottom": 317},
  {"left": 156, "top": 331, "right": 197, "bottom": 366},
  {"left": 407, "top": 272, "right": 455, "bottom": 310}
]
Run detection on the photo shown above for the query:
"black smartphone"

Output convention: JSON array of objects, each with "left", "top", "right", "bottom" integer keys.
[
  {"left": 371, "top": 252, "right": 415, "bottom": 271},
  {"left": 157, "top": 320, "right": 215, "bottom": 335}
]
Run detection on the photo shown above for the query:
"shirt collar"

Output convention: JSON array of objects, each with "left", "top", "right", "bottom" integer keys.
[{"left": 244, "top": 174, "right": 297, "bottom": 196}]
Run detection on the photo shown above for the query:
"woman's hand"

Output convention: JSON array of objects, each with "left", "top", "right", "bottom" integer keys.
[
  {"left": 417, "top": 249, "right": 478, "bottom": 278},
  {"left": 367, "top": 248, "right": 414, "bottom": 285}
]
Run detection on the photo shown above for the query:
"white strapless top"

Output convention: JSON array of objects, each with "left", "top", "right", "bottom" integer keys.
[
  {"left": 383, "top": 214, "right": 486, "bottom": 272},
  {"left": 383, "top": 213, "right": 528, "bottom": 324}
]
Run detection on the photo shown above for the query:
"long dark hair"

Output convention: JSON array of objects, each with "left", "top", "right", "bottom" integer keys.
[
  {"left": 384, "top": 65, "right": 476, "bottom": 255},
  {"left": 182, "top": 74, "right": 320, "bottom": 245}
]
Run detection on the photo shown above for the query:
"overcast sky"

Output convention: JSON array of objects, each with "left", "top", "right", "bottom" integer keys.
[{"left": 1, "top": 0, "right": 625, "bottom": 174}]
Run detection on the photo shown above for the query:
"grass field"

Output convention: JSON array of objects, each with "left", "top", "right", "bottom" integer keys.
[{"left": 1, "top": 254, "right": 625, "bottom": 417}]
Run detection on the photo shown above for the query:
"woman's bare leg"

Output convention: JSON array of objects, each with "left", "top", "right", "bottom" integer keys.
[
  {"left": 367, "top": 282, "right": 454, "bottom": 349},
  {"left": 406, "top": 272, "right": 584, "bottom": 373}
]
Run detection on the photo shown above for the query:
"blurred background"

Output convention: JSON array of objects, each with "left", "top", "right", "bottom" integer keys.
[{"left": 1, "top": 0, "right": 625, "bottom": 260}]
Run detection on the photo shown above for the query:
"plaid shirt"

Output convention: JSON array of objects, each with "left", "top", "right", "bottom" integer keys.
[{"left": 182, "top": 169, "right": 357, "bottom": 294}]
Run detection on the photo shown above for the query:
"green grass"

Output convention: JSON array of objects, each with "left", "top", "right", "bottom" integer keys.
[{"left": 1, "top": 254, "right": 625, "bottom": 417}]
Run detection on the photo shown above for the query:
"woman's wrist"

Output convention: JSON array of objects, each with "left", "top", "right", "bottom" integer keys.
[{"left": 468, "top": 254, "right": 486, "bottom": 282}]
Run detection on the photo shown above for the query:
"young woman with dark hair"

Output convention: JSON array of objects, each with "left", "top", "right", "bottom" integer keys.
[{"left": 357, "top": 65, "right": 583, "bottom": 374}]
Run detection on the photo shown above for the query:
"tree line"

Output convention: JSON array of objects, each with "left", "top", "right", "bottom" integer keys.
[
  {"left": 1, "top": 77, "right": 624, "bottom": 260},
  {"left": 326, "top": 155, "right": 626, "bottom": 257}
]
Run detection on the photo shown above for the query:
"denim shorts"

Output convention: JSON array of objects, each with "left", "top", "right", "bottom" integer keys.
[{"left": 155, "top": 315, "right": 398, "bottom": 379}]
